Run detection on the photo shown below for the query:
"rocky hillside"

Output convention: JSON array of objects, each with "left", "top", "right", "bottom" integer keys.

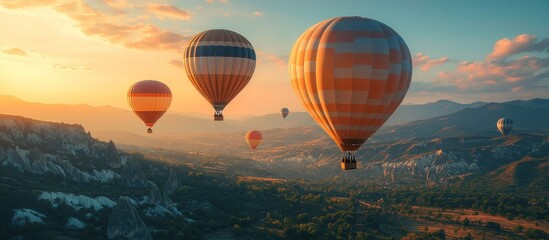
[{"left": 0, "top": 115, "right": 186, "bottom": 239}]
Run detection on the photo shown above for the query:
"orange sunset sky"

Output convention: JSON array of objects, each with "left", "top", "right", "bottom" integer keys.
[{"left": 1, "top": 0, "right": 548, "bottom": 117}]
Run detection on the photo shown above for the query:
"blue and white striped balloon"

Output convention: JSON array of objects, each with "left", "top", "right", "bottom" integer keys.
[{"left": 497, "top": 117, "right": 513, "bottom": 136}]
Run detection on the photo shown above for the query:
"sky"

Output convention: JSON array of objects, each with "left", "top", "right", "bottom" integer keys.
[{"left": 1, "top": 0, "right": 548, "bottom": 117}]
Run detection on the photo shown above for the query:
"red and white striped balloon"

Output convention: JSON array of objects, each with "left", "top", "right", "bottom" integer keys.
[
  {"left": 245, "top": 130, "right": 263, "bottom": 150},
  {"left": 127, "top": 80, "right": 172, "bottom": 133}
]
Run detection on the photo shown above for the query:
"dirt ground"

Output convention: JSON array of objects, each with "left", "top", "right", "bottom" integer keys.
[{"left": 397, "top": 206, "right": 548, "bottom": 239}]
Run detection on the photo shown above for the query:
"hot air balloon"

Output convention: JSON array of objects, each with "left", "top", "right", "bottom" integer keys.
[
  {"left": 245, "top": 130, "right": 262, "bottom": 150},
  {"left": 281, "top": 108, "right": 289, "bottom": 119},
  {"left": 127, "top": 80, "right": 172, "bottom": 133},
  {"left": 289, "top": 17, "right": 412, "bottom": 170},
  {"left": 497, "top": 117, "right": 513, "bottom": 136},
  {"left": 183, "top": 29, "right": 256, "bottom": 121}
]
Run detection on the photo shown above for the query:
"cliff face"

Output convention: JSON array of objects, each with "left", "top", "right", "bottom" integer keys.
[{"left": 107, "top": 196, "right": 151, "bottom": 240}]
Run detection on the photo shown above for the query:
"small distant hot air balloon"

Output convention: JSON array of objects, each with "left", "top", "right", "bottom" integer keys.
[
  {"left": 183, "top": 29, "right": 256, "bottom": 121},
  {"left": 127, "top": 80, "right": 172, "bottom": 133},
  {"left": 281, "top": 108, "right": 289, "bottom": 119},
  {"left": 290, "top": 17, "right": 412, "bottom": 170},
  {"left": 245, "top": 130, "right": 262, "bottom": 150},
  {"left": 497, "top": 118, "right": 513, "bottom": 136}
]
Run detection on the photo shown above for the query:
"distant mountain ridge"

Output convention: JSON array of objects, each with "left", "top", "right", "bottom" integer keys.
[
  {"left": 385, "top": 99, "right": 487, "bottom": 125},
  {"left": 1, "top": 95, "right": 547, "bottom": 140},
  {"left": 376, "top": 100, "right": 549, "bottom": 141}
]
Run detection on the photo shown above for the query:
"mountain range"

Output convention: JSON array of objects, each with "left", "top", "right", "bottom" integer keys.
[{"left": 3, "top": 95, "right": 547, "bottom": 140}]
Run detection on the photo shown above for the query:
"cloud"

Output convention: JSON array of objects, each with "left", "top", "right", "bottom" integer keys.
[
  {"left": 58, "top": 1, "right": 190, "bottom": 50},
  {"left": 413, "top": 53, "right": 449, "bottom": 71},
  {"left": 51, "top": 63, "right": 92, "bottom": 70},
  {"left": 1, "top": 0, "right": 191, "bottom": 51},
  {"left": 2, "top": 47, "right": 28, "bottom": 56},
  {"left": 205, "top": 0, "right": 229, "bottom": 4},
  {"left": 488, "top": 34, "right": 549, "bottom": 60},
  {"left": 98, "top": 0, "right": 128, "bottom": 9},
  {"left": 256, "top": 50, "right": 287, "bottom": 67},
  {"left": 169, "top": 59, "right": 184, "bottom": 69},
  {"left": 432, "top": 55, "right": 549, "bottom": 93},
  {"left": 0, "top": 0, "right": 56, "bottom": 9},
  {"left": 253, "top": 11, "right": 263, "bottom": 17},
  {"left": 205, "top": 0, "right": 228, "bottom": 4},
  {"left": 414, "top": 34, "right": 549, "bottom": 96},
  {"left": 146, "top": 4, "right": 192, "bottom": 21}
]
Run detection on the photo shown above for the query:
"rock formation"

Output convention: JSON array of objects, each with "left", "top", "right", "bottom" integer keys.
[{"left": 107, "top": 196, "right": 151, "bottom": 240}]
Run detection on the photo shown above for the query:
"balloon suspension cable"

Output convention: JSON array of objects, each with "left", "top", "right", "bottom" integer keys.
[
  {"left": 214, "top": 110, "right": 224, "bottom": 121},
  {"left": 147, "top": 128, "right": 153, "bottom": 134},
  {"left": 341, "top": 151, "right": 357, "bottom": 170}
]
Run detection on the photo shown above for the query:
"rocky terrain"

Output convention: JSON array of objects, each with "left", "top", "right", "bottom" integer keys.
[
  {"left": 0, "top": 98, "right": 547, "bottom": 239},
  {"left": 0, "top": 115, "right": 183, "bottom": 239}
]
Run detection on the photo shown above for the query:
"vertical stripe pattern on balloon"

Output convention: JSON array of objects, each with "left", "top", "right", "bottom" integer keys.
[{"left": 289, "top": 17, "right": 412, "bottom": 152}]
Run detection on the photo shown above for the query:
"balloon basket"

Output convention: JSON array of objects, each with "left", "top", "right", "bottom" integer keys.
[
  {"left": 147, "top": 128, "right": 152, "bottom": 134},
  {"left": 341, "top": 151, "right": 357, "bottom": 170},
  {"left": 341, "top": 161, "right": 357, "bottom": 170},
  {"left": 214, "top": 115, "right": 224, "bottom": 121}
]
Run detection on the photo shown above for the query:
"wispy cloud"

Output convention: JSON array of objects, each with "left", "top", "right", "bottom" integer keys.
[
  {"left": 413, "top": 53, "right": 449, "bottom": 71},
  {"left": 169, "top": 59, "right": 184, "bottom": 69},
  {"left": 98, "top": 0, "right": 128, "bottom": 9},
  {"left": 205, "top": 0, "right": 229, "bottom": 4},
  {"left": 2, "top": 47, "right": 28, "bottom": 56},
  {"left": 253, "top": 11, "right": 263, "bottom": 17},
  {"left": 0, "top": 0, "right": 56, "bottom": 9},
  {"left": 146, "top": 4, "right": 192, "bottom": 21},
  {"left": 51, "top": 63, "right": 92, "bottom": 70},
  {"left": 256, "top": 50, "right": 286, "bottom": 67}
]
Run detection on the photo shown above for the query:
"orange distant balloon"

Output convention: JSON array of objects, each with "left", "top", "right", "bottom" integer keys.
[
  {"left": 289, "top": 17, "right": 412, "bottom": 170},
  {"left": 127, "top": 80, "right": 172, "bottom": 133},
  {"left": 183, "top": 29, "right": 256, "bottom": 121},
  {"left": 245, "top": 130, "right": 262, "bottom": 150}
]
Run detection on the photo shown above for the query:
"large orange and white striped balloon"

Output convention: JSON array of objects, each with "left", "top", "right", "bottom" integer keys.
[
  {"left": 245, "top": 130, "right": 262, "bottom": 150},
  {"left": 289, "top": 17, "right": 412, "bottom": 169},
  {"left": 183, "top": 29, "right": 256, "bottom": 121},
  {"left": 127, "top": 80, "right": 172, "bottom": 133}
]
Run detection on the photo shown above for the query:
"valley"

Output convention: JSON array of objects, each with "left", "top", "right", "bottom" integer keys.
[{"left": 0, "top": 98, "right": 548, "bottom": 239}]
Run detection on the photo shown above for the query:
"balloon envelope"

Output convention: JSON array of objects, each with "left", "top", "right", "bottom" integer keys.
[
  {"left": 245, "top": 130, "right": 262, "bottom": 150},
  {"left": 183, "top": 29, "right": 256, "bottom": 121},
  {"left": 281, "top": 108, "right": 289, "bottom": 119},
  {"left": 127, "top": 80, "right": 172, "bottom": 131},
  {"left": 497, "top": 118, "right": 513, "bottom": 136},
  {"left": 289, "top": 17, "right": 412, "bottom": 167}
]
